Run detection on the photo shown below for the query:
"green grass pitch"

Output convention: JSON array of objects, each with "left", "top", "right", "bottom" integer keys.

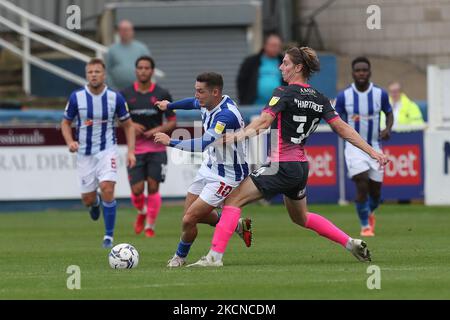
[{"left": 0, "top": 204, "right": 449, "bottom": 299}]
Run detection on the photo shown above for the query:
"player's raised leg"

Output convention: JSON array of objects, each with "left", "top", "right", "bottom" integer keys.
[
  {"left": 167, "top": 192, "right": 212, "bottom": 267},
  {"left": 187, "top": 177, "right": 261, "bottom": 267},
  {"left": 205, "top": 209, "right": 253, "bottom": 248},
  {"left": 77, "top": 156, "right": 102, "bottom": 221},
  {"left": 81, "top": 191, "right": 101, "bottom": 221},
  {"left": 283, "top": 195, "right": 371, "bottom": 262}
]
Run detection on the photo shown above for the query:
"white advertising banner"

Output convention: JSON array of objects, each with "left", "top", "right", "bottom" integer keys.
[
  {"left": 0, "top": 146, "right": 199, "bottom": 200},
  {"left": 425, "top": 130, "right": 450, "bottom": 205}
]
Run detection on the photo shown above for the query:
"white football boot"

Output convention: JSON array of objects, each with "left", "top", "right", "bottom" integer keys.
[
  {"left": 350, "top": 239, "right": 372, "bottom": 262},
  {"left": 167, "top": 254, "right": 186, "bottom": 268},
  {"left": 186, "top": 254, "right": 223, "bottom": 267}
]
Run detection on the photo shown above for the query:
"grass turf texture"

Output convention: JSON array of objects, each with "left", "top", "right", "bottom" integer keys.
[{"left": 0, "top": 204, "right": 449, "bottom": 299}]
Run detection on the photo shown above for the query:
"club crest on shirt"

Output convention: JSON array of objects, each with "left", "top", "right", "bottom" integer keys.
[
  {"left": 214, "top": 121, "right": 226, "bottom": 134},
  {"left": 269, "top": 96, "right": 280, "bottom": 107}
]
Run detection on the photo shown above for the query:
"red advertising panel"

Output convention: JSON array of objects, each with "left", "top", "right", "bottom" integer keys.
[
  {"left": 383, "top": 145, "right": 422, "bottom": 185},
  {"left": 305, "top": 146, "right": 337, "bottom": 185}
]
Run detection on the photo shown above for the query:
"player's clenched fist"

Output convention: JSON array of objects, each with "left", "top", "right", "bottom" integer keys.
[
  {"left": 370, "top": 150, "right": 389, "bottom": 168},
  {"left": 155, "top": 100, "right": 170, "bottom": 111},
  {"left": 154, "top": 132, "right": 170, "bottom": 146},
  {"left": 68, "top": 141, "right": 79, "bottom": 153}
]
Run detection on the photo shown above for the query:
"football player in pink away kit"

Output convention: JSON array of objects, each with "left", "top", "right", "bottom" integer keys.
[
  {"left": 187, "top": 47, "right": 389, "bottom": 267},
  {"left": 121, "top": 56, "right": 176, "bottom": 237}
]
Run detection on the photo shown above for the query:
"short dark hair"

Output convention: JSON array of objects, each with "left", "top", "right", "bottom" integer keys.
[
  {"left": 135, "top": 55, "right": 155, "bottom": 69},
  {"left": 196, "top": 72, "right": 223, "bottom": 91},
  {"left": 87, "top": 58, "right": 105, "bottom": 69},
  {"left": 263, "top": 31, "right": 283, "bottom": 44},
  {"left": 351, "top": 56, "right": 371, "bottom": 70}
]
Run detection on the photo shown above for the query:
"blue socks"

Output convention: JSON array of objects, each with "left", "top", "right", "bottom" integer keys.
[
  {"left": 176, "top": 240, "right": 192, "bottom": 258},
  {"left": 356, "top": 200, "right": 370, "bottom": 228},
  {"left": 102, "top": 200, "right": 117, "bottom": 237}
]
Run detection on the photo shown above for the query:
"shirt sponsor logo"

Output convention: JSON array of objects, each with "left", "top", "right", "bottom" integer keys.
[{"left": 299, "top": 88, "right": 317, "bottom": 96}]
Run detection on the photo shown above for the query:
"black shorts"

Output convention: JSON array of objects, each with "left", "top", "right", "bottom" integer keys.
[
  {"left": 127, "top": 152, "right": 167, "bottom": 185},
  {"left": 250, "top": 161, "right": 309, "bottom": 200}
]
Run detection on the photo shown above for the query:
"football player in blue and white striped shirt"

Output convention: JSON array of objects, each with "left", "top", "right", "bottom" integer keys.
[
  {"left": 154, "top": 72, "right": 252, "bottom": 267},
  {"left": 61, "top": 58, "right": 136, "bottom": 248},
  {"left": 335, "top": 57, "right": 393, "bottom": 237}
]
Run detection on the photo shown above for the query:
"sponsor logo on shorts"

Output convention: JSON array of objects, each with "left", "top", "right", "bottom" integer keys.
[{"left": 297, "top": 188, "right": 305, "bottom": 198}]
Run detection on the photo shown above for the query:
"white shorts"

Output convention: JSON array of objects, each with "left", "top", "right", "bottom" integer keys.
[
  {"left": 77, "top": 147, "right": 118, "bottom": 193},
  {"left": 345, "top": 144, "right": 384, "bottom": 182},
  {"left": 187, "top": 171, "right": 240, "bottom": 207}
]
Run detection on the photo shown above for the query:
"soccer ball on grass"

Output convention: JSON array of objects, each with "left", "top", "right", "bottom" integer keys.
[{"left": 108, "top": 243, "right": 139, "bottom": 269}]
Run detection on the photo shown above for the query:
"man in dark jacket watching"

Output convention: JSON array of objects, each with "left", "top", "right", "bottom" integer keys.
[{"left": 236, "top": 33, "right": 286, "bottom": 106}]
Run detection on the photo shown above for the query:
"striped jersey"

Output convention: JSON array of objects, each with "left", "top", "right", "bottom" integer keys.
[
  {"left": 63, "top": 85, "right": 130, "bottom": 155},
  {"left": 335, "top": 82, "right": 392, "bottom": 150},
  {"left": 200, "top": 96, "right": 248, "bottom": 182},
  {"left": 168, "top": 95, "right": 249, "bottom": 183}
]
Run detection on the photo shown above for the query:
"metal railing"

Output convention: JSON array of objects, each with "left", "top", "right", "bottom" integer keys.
[{"left": 0, "top": 0, "right": 163, "bottom": 95}]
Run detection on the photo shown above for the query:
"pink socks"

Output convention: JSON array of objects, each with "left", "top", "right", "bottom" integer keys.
[
  {"left": 131, "top": 193, "right": 145, "bottom": 212},
  {"left": 211, "top": 206, "right": 241, "bottom": 253},
  {"left": 146, "top": 192, "right": 162, "bottom": 226},
  {"left": 305, "top": 212, "right": 350, "bottom": 247}
]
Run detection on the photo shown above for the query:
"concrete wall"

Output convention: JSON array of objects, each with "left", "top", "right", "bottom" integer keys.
[{"left": 297, "top": 0, "right": 450, "bottom": 70}]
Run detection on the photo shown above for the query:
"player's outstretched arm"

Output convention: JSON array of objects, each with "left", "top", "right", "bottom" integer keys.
[
  {"left": 60, "top": 119, "right": 79, "bottom": 153},
  {"left": 121, "top": 118, "right": 136, "bottom": 168},
  {"left": 224, "top": 111, "right": 274, "bottom": 144},
  {"left": 154, "top": 130, "right": 216, "bottom": 152},
  {"left": 329, "top": 117, "right": 388, "bottom": 167},
  {"left": 156, "top": 98, "right": 200, "bottom": 111}
]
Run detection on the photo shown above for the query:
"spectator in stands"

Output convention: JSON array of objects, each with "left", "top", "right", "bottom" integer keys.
[
  {"left": 236, "top": 32, "right": 286, "bottom": 106},
  {"left": 388, "top": 81, "right": 425, "bottom": 130},
  {"left": 106, "top": 20, "right": 151, "bottom": 90}
]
